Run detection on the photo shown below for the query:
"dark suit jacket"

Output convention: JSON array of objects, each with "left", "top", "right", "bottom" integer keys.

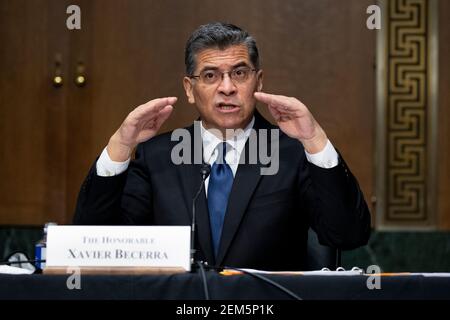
[{"left": 74, "top": 111, "right": 371, "bottom": 271}]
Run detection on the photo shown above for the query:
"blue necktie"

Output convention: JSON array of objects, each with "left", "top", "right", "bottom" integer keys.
[{"left": 208, "top": 142, "right": 233, "bottom": 258}]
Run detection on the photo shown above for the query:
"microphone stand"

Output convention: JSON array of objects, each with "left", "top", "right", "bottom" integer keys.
[{"left": 191, "top": 164, "right": 210, "bottom": 271}]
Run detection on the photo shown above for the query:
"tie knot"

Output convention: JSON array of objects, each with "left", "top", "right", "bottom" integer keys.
[{"left": 216, "top": 142, "right": 228, "bottom": 164}]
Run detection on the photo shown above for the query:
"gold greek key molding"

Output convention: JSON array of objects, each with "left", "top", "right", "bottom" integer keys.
[{"left": 376, "top": 0, "right": 438, "bottom": 229}]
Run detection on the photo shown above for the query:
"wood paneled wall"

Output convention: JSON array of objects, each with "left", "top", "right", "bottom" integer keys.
[{"left": 1, "top": 0, "right": 377, "bottom": 225}]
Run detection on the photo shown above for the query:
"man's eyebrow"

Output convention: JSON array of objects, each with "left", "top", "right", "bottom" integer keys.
[
  {"left": 199, "top": 65, "right": 219, "bottom": 72},
  {"left": 232, "top": 61, "right": 251, "bottom": 68},
  {"left": 199, "top": 61, "right": 251, "bottom": 73}
]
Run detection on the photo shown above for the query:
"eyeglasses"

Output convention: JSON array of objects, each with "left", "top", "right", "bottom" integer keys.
[{"left": 189, "top": 66, "right": 257, "bottom": 85}]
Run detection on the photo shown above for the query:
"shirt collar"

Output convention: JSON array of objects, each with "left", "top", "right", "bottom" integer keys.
[{"left": 201, "top": 116, "right": 255, "bottom": 164}]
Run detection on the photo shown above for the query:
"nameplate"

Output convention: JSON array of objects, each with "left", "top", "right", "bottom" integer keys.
[{"left": 46, "top": 225, "right": 191, "bottom": 272}]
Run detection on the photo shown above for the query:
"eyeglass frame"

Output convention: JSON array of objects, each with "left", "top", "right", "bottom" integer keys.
[{"left": 188, "top": 66, "right": 258, "bottom": 85}]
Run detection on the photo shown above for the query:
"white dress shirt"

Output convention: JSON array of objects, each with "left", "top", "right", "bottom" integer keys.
[
  {"left": 96, "top": 117, "right": 339, "bottom": 185},
  {"left": 200, "top": 117, "right": 255, "bottom": 195}
]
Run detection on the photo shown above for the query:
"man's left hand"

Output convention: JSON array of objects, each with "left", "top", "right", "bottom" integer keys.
[{"left": 254, "top": 91, "right": 328, "bottom": 154}]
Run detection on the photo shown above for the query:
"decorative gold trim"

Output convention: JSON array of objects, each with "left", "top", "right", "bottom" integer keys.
[{"left": 376, "top": 0, "right": 438, "bottom": 229}]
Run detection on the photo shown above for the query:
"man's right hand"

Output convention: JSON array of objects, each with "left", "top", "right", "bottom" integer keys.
[{"left": 107, "top": 97, "right": 177, "bottom": 161}]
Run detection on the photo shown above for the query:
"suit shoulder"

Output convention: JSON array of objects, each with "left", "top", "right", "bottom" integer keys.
[{"left": 141, "top": 130, "right": 172, "bottom": 149}]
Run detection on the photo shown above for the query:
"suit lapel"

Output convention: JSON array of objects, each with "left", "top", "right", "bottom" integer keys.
[{"left": 216, "top": 111, "right": 275, "bottom": 265}]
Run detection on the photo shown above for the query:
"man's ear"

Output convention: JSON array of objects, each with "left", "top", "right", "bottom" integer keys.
[
  {"left": 256, "top": 69, "right": 263, "bottom": 92},
  {"left": 183, "top": 77, "right": 196, "bottom": 104}
]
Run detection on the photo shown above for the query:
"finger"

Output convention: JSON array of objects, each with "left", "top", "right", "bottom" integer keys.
[
  {"left": 144, "top": 97, "right": 177, "bottom": 114},
  {"left": 134, "top": 97, "right": 177, "bottom": 120},
  {"left": 142, "top": 105, "right": 174, "bottom": 129},
  {"left": 148, "top": 96, "right": 178, "bottom": 109},
  {"left": 154, "top": 105, "right": 174, "bottom": 129},
  {"left": 268, "top": 104, "right": 299, "bottom": 117},
  {"left": 254, "top": 92, "right": 298, "bottom": 111}
]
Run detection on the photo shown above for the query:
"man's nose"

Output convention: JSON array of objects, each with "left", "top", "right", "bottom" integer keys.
[{"left": 217, "top": 73, "right": 237, "bottom": 95}]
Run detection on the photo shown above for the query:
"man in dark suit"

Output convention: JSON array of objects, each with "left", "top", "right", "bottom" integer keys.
[{"left": 74, "top": 22, "right": 370, "bottom": 271}]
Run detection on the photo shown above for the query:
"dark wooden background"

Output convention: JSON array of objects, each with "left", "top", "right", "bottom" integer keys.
[{"left": 0, "top": 0, "right": 447, "bottom": 228}]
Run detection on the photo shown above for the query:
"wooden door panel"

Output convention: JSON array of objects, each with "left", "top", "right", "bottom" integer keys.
[{"left": 0, "top": 0, "right": 69, "bottom": 224}]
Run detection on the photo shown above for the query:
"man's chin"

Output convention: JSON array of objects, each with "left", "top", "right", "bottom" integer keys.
[
  {"left": 221, "top": 112, "right": 254, "bottom": 126},
  {"left": 216, "top": 118, "right": 249, "bottom": 130}
]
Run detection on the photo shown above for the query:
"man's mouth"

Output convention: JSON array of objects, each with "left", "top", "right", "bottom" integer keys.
[{"left": 216, "top": 103, "right": 240, "bottom": 113}]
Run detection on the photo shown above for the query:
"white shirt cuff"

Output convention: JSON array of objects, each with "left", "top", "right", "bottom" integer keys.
[
  {"left": 305, "top": 139, "right": 339, "bottom": 169},
  {"left": 96, "top": 147, "right": 130, "bottom": 177}
]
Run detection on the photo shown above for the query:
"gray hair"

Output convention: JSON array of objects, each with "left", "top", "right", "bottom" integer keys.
[{"left": 185, "top": 22, "right": 260, "bottom": 76}]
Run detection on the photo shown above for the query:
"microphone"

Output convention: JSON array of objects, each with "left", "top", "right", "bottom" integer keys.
[{"left": 191, "top": 163, "right": 211, "bottom": 270}]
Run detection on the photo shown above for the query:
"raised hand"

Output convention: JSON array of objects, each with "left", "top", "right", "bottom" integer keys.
[
  {"left": 107, "top": 97, "right": 177, "bottom": 161},
  {"left": 254, "top": 92, "right": 327, "bottom": 154}
]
